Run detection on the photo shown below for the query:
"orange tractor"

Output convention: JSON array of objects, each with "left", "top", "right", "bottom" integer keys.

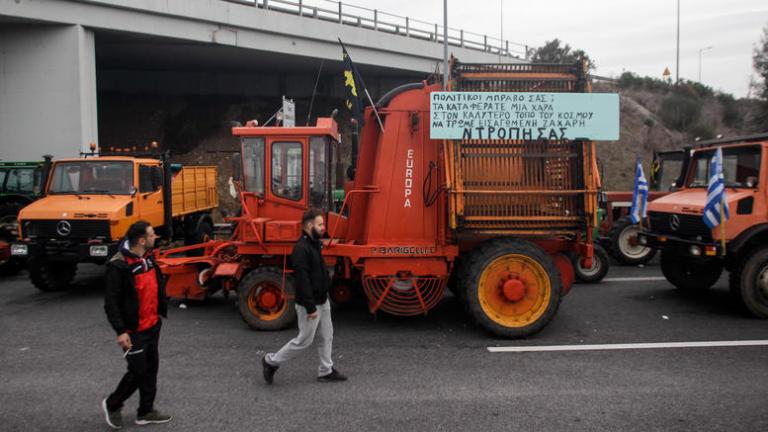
[{"left": 158, "top": 60, "right": 603, "bottom": 338}]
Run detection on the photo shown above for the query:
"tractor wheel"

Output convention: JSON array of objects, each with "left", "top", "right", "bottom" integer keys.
[
  {"left": 736, "top": 247, "right": 768, "bottom": 318},
  {"left": 660, "top": 247, "right": 722, "bottom": 292},
  {"left": 185, "top": 218, "right": 213, "bottom": 257},
  {"left": 27, "top": 257, "right": 77, "bottom": 291},
  {"left": 608, "top": 216, "right": 657, "bottom": 265},
  {"left": 237, "top": 266, "right": 296, "bottom": 330},
  {"left": 0, "top": 204, "right": 23, "bottom": 275},
  {"left": 463, "top": 239, "right": 562, "bottom": 338},
  {"left": 571, "top": 244, "right": 610, "bottom": 284}
]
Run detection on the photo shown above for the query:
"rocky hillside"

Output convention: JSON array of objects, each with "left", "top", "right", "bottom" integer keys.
[{"left": 594, "top": 74, "right": 761, "bottom": 190}]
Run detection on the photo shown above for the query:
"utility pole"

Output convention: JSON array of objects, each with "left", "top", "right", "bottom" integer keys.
[
  {"left": 675, "top": 0, "right": 680, "bottom": 84},
  {"left": 443, "top": 0, "right": 448, "bottom": 89},
  {"left": 499, "top": 0, "right": 503, "bottom": 63},
  {"left": 698, "top": 46, "right": 713, "bottom": 82}
]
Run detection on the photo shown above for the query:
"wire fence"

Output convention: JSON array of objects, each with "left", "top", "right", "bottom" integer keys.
[{"left": 223, "top": 0, "right": 529, "bottom": 59}]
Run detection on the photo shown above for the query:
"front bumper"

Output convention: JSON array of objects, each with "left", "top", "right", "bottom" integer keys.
[
  {"left": 637, "top": 232, "right": 723, "bottom": 258},
  {"left": 11, "top": 239, "right": 119, "bottom": 263}
]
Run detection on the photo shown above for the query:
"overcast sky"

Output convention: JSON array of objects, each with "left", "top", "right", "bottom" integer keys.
[{"left": 328, "top": 0, "right": 768, "bottom": 98}]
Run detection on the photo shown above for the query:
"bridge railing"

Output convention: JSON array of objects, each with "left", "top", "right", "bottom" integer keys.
[{"left": 223, "top": 0, "right": 529, "bottom": 59}]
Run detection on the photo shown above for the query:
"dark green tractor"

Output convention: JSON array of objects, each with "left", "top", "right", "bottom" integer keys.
[{"left": 0, "top": 158, "right": 50, "bottom": 275}]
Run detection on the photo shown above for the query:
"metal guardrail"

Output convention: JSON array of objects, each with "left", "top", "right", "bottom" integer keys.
[{"left": 223, "top": 0, "right": 529, "bottom": 59}]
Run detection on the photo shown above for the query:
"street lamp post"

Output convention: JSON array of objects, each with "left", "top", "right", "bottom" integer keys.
[
  {"left": 443, "top": 0, "right": 448, "bottom": 89},
  {"left": 675, "top": 0, "right": 680, "bottom": 84},
  {"left": 699, "top": 46, "right": 713, "bottom": 83}
]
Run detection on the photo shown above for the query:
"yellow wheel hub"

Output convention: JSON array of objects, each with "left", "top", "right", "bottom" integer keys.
[{"left": 478, "top": 254, "right": 552, "bottom": 328}]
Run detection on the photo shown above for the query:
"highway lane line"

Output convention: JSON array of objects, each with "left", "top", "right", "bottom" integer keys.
[
  {"left": 602, "top": 276, "right": 668, "bottom": 282},
  {"left": 487, "top": 340, "right": 768, "bottom": 353}
]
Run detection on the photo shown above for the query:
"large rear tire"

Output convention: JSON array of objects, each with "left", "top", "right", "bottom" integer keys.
[
  {"left": 608, "top": 216, "right": 657, "bottom": 265},
  {"left": 736, "top": 247, "right": 768, "bottom": 318},
  {"left": 660, "top": 247, "right": 722, "bottom": 292},
  {"left": 462, "top": 239, "right": 562, "bottom": 338},
  {"left": 27, "top": 257, "right": 77, "bottom": 291},
  {"left": 237, "top": 266, "right": 297, "bottom": 330},
  {"left": 571, "top": 244, "right": 610, "bottom": 284}
]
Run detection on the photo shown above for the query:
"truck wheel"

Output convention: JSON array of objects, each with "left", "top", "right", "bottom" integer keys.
[
  {"left": 463, "top": 239, "right": 561, "bottom": 338},
  {"left": 0, "top": 204, "right": 23, "bottom": 275},
  {"left": 185, "top": 218, "right": 213, "bottom": 257},
  {"left": 237, "top": 266, "right": 297, "bottom": 330},
  {"left": 27, "top": 257, "right": 77, "bottom": 291},
  {"left": 571, "top": 244, "right": 610, "bottom": 284},
  {"left": 608, "top": 216, "right": 657, "bottom": 265},
  {"left": 660, "top": 248, "right": 722, "bottom": 292},
  {"left": 736, "top": 247, "right": 768, "bottom": 318}
]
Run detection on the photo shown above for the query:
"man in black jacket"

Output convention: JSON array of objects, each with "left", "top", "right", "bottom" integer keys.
[
  {"left": 262, "top": 209, "right": 347, "bottom": 384},
  {"left": 102, "top": 221, "right": 173, "bottom": 429}
]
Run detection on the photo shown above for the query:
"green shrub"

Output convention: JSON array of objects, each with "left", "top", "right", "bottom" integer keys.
[
  {"left": 659, "top": 94, "right": 702, "bottom": 131},
  {"left": 688, "top": 123, "right": 716, "bottom": 140}
]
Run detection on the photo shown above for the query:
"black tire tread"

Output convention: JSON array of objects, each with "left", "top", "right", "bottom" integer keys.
[
  {"left": 607, "top": 216, "right": 657, "bottom": 266},
  {"left": 660, "top": 247, "right": 722, "bottom": 292},
  {"left": 572, "top": 244, "right": 610, "bottom": 283},
  {"left": 237, "top": 266, "right": 297, "bottom": 331},
  {"left": 27, "top": 258, "right": 76, "bottom": 291},
  {"left": 738, "top": 247, "right": 768, "bottom": 318}
]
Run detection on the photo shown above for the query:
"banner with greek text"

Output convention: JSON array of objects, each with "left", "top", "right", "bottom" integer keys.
[{"left": 429, "top": 92, "right": 620, "bottom": 141}]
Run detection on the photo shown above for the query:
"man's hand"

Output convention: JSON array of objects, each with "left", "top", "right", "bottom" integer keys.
[
  {"left": 117, "top": 333, "right": 132, "bottom": 350},
  {"left": 307, "top": 311, "right": 319, "bottom": 320}
]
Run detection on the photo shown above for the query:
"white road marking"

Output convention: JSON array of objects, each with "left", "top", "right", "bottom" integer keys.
[
  {"left": 488, "top": 340, "right": 768, "bottom": 353},
  {"left": 602, "top": 276, "right": 668, "bottom": 282}
]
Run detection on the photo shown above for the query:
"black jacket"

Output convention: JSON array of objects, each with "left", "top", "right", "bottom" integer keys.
[
  {"left": 104, "top": 246, "right": 168, "bottom": 335},
  {"left": 291, "top": 232, "right": 331, "bottom": 314}
]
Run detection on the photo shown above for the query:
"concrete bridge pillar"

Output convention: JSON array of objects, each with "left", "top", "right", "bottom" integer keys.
[{"left": 0, "top": 24, "right": 98, "bottom": 160}]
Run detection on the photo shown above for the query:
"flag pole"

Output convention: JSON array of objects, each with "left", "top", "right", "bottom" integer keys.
[
  {"left": 720, "top": 194, "right": 726, "bottom": 256},
  {"left": 363, "top": 87, "right": 385, "bottom": 132}
]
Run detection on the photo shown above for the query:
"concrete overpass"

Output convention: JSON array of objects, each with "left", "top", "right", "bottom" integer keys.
[{"left": 0, "top": 0, "right": 526, "bottom": 160}]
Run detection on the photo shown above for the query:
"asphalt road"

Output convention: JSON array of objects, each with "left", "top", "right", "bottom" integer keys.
[{"left": 1, "top": 260, "right": 767, "bottom": 432}]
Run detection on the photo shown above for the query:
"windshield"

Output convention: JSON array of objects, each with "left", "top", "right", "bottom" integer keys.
[
  {"left": 49, "top": 161, "right": 134, "bottom": 195},
  {"left": 688, "top": 146, "right": 761, "bottom": 188}
]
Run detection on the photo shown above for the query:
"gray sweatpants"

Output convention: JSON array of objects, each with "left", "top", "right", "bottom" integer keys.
[{"left": 265, "top": 300, "right": 334, "bottom": 376}]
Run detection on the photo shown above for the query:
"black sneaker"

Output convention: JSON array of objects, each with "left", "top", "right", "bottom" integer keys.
[
  {"left": 317, "top": 368, "right": 348, "bottom": 382},
  {"left": 135, "top": 410, "right": 173, "bottom": 425},
  {"left": 102, "top": 398, "right": 123, "bottom": 430},
  {"left": 262, "top": 355, "right": 278, "bottom": 385}
]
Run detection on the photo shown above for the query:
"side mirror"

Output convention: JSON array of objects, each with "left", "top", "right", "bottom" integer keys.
[
  {"left": 745, "top": 176, "right": 758, "bottom": 188},
  {"left": 129, "top": 186, "right": 137, "bottom": 197},
  {"left": 231, "top": 153, "right": 242, "bottom": 182}
]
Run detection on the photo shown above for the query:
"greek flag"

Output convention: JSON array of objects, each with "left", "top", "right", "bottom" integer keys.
[
  {"left": 703, "top": 147, "right": 730, "bottom": 229},
  {"left": 629, "top": 159, "right": 648, "bottom": 224}
]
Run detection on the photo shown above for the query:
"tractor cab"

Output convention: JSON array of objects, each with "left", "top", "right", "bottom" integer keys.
[{"left": 231, "top": 117, "right": 341, "bottom": 243}]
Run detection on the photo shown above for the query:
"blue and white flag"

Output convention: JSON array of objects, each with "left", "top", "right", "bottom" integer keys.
[
  {"left": 703, "top": 147, "right": 730, "bottom": 229},
  {"left": 630, "top": 159, "right": 648, "bottom": 224}
]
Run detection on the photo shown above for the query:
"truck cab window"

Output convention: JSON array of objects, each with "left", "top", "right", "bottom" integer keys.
[
  {"left": 689, "top": 146, "right": 761, "bottom": 188},
  {"left": 309, "top": 137, "right": 329, "bottom": 209},
  {"left": 243, "top": 137, "right": 265, "bottom": 194},
  {"left": 271, "top": 141, "right": 302, "bottom": 201},
  {"left": 5, "top": 168, "right": 37, "bottom": 193},
  {"left": 49, "top": 162, "right": 134, "bottom": 195}
]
